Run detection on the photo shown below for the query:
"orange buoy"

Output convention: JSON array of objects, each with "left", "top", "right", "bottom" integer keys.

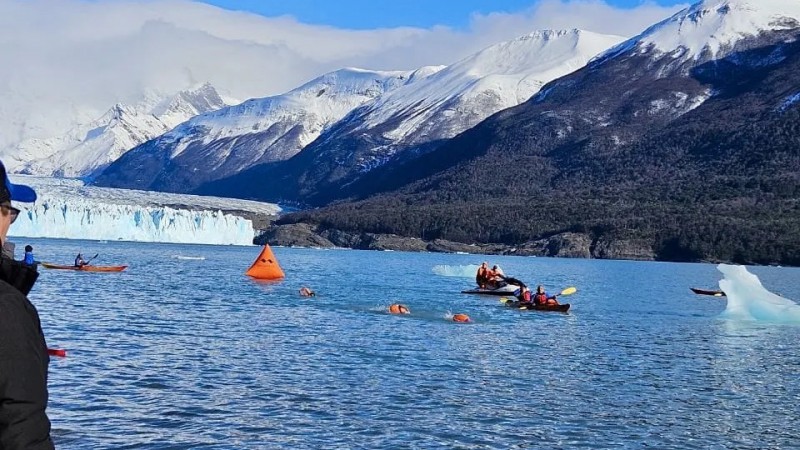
[
  {"left": 245, "top": 245, "right": 285, "bottom": 280},
  {"left": 389, "top": 304, "right": 410, "bottom": 314},
  {"left": 452, "top": 313, "right": 471, "bottom": 323}
]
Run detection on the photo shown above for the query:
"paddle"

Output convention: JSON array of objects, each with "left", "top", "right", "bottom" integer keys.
[
  {"left": 558, "top": 287, "right": 577, "bottom": 297},
  {"left": 84, "top": 253, "right": 99, "bottom": 265}
]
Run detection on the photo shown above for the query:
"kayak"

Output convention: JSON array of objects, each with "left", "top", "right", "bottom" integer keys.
[
  {"left": 461, "top": 285, "right": 520, "bottom": 296},
  {"left": 41, "top": 263, "right": 128, "bottom": 272},
  {"left": 690, "top": 288, "right": 725, "bottom": 297},
  {"left": 505, "top": 301, "right": 571, "bottom": 312}
]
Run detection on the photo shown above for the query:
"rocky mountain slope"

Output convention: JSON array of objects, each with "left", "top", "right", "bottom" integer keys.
[
  {"left": 270, "top": 0, "right": 800, "bottom": 265},
  {"left": 199, "top": 29, "right": 624, "bottom": 202}
]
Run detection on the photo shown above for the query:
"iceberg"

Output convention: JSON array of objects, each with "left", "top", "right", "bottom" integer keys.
[
  {"left": 718, "top": 264, "right": 800, "bottom": 324},
  {"left": 8, "top": 176, "right": 281, "bottom": 246}
]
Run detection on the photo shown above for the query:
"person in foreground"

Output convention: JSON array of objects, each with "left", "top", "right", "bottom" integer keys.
[
  {"left": 533, "top": 285, "right": 559, "bottom": 306},
  {"left": 0, "top": 162, "right": 54, "bottom": 449}
]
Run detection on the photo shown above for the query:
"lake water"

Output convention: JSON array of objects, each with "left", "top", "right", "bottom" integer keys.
[{"left": 21, "top": 238, "right": 800, "bottom": 449}]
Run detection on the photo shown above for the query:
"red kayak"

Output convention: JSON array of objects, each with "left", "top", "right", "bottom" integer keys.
[
  {"left": 503, "top": 299, "right": 571, "bottom": 312},
  {"left": 41, "top": 263, "right": 128, "bottom": 272},
  {"left": 518, "top": 303, "right": 571, "bottom": 312}
]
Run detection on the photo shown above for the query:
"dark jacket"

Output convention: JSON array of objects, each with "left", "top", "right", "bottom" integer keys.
[{"left": 0, "top": 256, "right": 53, "bottom": 449}]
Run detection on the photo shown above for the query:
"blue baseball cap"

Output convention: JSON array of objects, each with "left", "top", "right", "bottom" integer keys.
[{"left": 0, "top": 161, "right": 37, "bottom": 203}]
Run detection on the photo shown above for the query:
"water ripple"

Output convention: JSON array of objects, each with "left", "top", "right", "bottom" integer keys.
[{"left": 22, "top": 239, "right": 800, "bottom": 449}]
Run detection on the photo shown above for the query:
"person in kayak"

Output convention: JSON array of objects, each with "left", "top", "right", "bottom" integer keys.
[
  {"left": 475, "top": 262, "right": 490, "bottom": 288},
  {"left": 74, "top": 253, "right": 88, "bottom": 267},
  {"left": 515, "top": 285, "right": 532, "bottom": 304},
  {"left": 24, "top": 244, "right": 36, "bottom": 266},
  {"left": 0, "top": 161, "right": 54, "bottom": 449},
  {"left": 533, "top": 285, "right": 559, "bottom": 306}
]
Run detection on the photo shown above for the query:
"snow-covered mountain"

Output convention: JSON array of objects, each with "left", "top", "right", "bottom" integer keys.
[
  {"left": 196, "top": 29, "right": 627, "bottom": 203},
  {"left": 249, "top": 0, "right": 800, "bottom": 266},
  {"left": 9, "top": 176, "right": 280, "bottom": 245},
  {"left": 94, "top": 68, "right": 427, "bottom": 192},
  {"left": 600, "top": 0, "right": 800, "bottom": 64},
  {"left": 351, "top": 29, "right": 625, "bottom": 149},
  {"left": 97, "top": 29, "right": 624, "bottom": 195},
  {"left": 12, "top": 83, "right": 227, "bottom": 178}
]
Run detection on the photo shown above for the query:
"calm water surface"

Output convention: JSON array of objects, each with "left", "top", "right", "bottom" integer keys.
[{"left": 22, "top": 238, "right": 800, "bottom": 449}]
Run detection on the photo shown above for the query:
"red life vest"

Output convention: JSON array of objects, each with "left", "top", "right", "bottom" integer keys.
[{"left": 534, "top": 292, "right": 548, "bottom": 305}]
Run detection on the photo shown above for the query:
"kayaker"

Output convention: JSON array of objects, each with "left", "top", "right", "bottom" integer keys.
[
  {"left": 74, "top": 253, "right": 88, "bottom": 267},
  {"left": 516, "top": 285, "right": 532, "bottom": 304},
  {"left": 533, "top": 285, "right": 559, "bottom": 306},
  {"left": 0, "top": 161, "right": 54, "bottom": 449},
  {"left": 475, "top": 262, "right": 490, "bottom": 287},
  {"left": 24, "top": 244, "right": 36, "bottom": 266}
]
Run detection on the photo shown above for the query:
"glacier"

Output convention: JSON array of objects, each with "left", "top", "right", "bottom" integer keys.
[{"left": 8, "top": 176, "right": 281, "bottom": 246}]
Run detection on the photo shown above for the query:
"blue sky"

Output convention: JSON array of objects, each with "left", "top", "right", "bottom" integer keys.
[{"left": 200, "top": 0, "right": 687, "bottom": 29}]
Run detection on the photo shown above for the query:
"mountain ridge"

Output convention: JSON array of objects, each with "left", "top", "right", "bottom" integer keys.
[
  {"left": 15, "top": 83, "right": 227, "bottom": 178},
  {"left": 195, "top": 28, "right": 626, "bottom": 202},
  {"left": 265, "top": 0, "right": 800, "bottom": 265},
  {"left": 93, "top": 67, "right": 425, "bottom": 192}
]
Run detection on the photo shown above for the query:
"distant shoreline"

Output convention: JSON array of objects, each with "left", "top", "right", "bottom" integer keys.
[{"left": 255, "top": 222, "right": 788, "bottom": 266}]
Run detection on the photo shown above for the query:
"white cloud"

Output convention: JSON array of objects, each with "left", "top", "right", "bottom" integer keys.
[{"left": 0, "top": 0, "right": 686, "bottom": 156}]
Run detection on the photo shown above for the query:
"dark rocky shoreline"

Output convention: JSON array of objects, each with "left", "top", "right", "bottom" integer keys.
[{"left": 255, "top": 223, "right": 657, "bottom": 260}]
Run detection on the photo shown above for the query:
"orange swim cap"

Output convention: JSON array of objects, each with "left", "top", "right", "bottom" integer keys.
[
  {"left": 452, "top": 313, "right": 471, "bottom": 323},
  {"left": 389, "top": 304, "right": 410, "bottom": 314}
]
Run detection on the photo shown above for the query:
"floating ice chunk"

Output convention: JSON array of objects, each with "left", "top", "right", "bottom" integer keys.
[{"left": 718, "top": 264, "right": 800, "bottom": 323}]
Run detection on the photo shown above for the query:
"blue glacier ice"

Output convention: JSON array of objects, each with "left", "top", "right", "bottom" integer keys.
[
  {"left": 718, "top": 264, "right": 800, "bottom": 323},
  {"left": 8, "top": 176, "right": 280, "bottom": 246}
]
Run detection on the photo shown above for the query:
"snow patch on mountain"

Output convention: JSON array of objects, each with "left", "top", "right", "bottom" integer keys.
[
  {"left": 162, "top": 68, "right": 423, "bottom": 162},
  {"left": 14, "top": 83, "right": 227, "bottom": 178},
  {"left": 356, "top": 29, "right": 626, "bottom": 145},
  {"left": 648, "top": 89, "right": 713, "bottom": 117},
  {"left": 779, "top": 92, "right": 800, "bottom": 111}
]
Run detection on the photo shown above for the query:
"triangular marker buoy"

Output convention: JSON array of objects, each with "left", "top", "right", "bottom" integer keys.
[{"left": 245, "top": 245, "right": 285, "bottom": 280}]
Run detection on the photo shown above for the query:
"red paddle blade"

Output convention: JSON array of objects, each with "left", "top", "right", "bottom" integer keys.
[{"left": 48, "top": 348, "right": 67, "bottom": 358}]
